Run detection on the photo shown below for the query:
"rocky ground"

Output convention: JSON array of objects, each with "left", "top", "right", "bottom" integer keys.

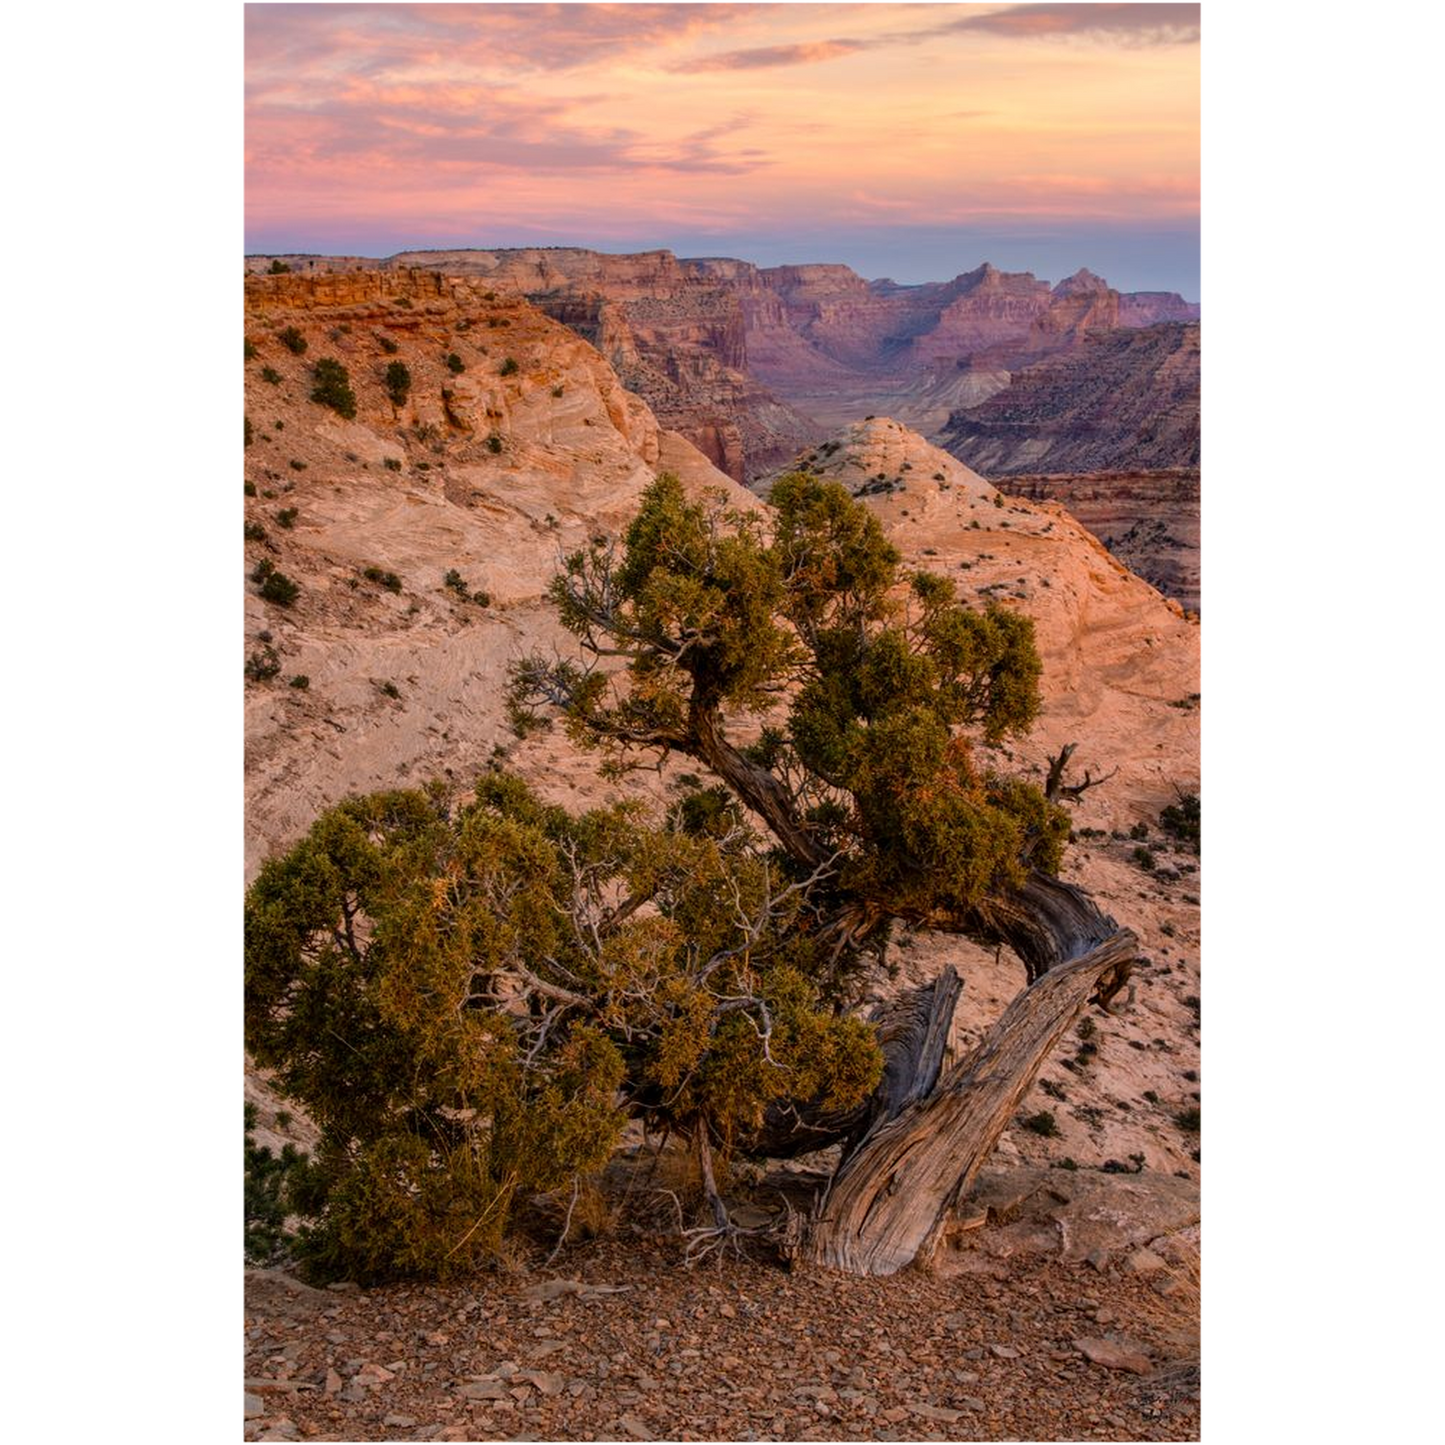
[{"left": 245, "top": 1222, "right": 1199, "bottom": 1444}]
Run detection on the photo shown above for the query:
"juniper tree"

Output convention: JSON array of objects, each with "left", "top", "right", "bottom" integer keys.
[{"left": 510, "top": 472, "right": 1136, "bottom": 1272}]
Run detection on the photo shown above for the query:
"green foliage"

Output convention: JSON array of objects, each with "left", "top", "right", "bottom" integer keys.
[
  {"left": 244, "top": 480, "right": 257, "bottom": 497},
  {"left": 276, "top": 507, "right": 298, "bottom": 530},
  {"left": 1021, "top": 1110, "right": 1060, "bottom": 1138},
  {"left": 379, "top": 334, "right": 399, "bottom": 355},
  {"left": 310, "top": 357, "right": 357, "bottom": 419},
  {"left": 244, "top": 1103, "right": 307, "bottom": 1262},
  {"left": 499, "top": 357, "right": 519, "bottom": 376},
  {"left": 268, "top": 259, "right": 292, "bottom": 275},
  {"left": 486, "top": 433, "right": 503, "bottom": 454},
  {"left": 445, "top": 352, "right": 465, "bottom": 374},
  {"left": 289, "top": 674, "right": 310, "bottom": 690},
  {"left": 261, "top": 365, "right": 281, "bottom": 385},
  {"left": 383, "top": 457, "right": 403, "bottom": 472},
  {"left": 279, "top": 326, "right": 307, "bottom": 355},
  {"left": 1174, "top": 1106, "right": 1201, "bottom": 1133},
  {"left": 514, "top": 471, "right": 1063, "bottom": 925},
  {"left": 245, "top": 778, "right": 881, "bottom": 1280},
  {"left": 362, "top": 565, "right": 402, "bottom": 594},
  {"left": 1160, "top": 792, "right": 1200, "bottom": 853},
  {"left": 385, "top": 360, "right": 411, "bottom": 407},
  {"left": 245, "top": 521, "right": 268, "bottom": 543},
  {"left": 252, "top": 559, "right": 300, "bottom": 607},
  {"left": 245, "top": 642, "right": 281, "bottom": 683},
  {"left": 244, "top": 337, "right": 257, "bottom": 361}
]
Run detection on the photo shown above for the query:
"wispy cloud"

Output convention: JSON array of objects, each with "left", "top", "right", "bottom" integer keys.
[
  {"left": 670, "top": 39, "right": 866, "bottom": 73},
  {"left": 939, "top": 4, "right": 1200, "bottom": 46}
]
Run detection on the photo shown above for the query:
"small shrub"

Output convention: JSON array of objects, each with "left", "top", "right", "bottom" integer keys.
[
  {"left": 253, "top": 561, "right": 300, "bottom": 606},
  {"left": 551, "top": 385, "right": 564, "bottom": 398},
  {"left": 379, "top": 680, "right": 401, "bottom": 700},
  {"left": 1021, "top": 1110, "right": 1060, "bottom": 1138},
  {"left": 385, "top": 360, "right": 412, "bottom": 407},
  {"left": 289, "top": 674, "right": 310, "bottom": 690},
  {"left": 472, "top": 590, "right": 492, "bottom": 608},
  {"left": 1160, "top": 792, "right": 1201, "bottom": 853},
  {"left": 1143, "top": 1089, "right": 1160, "bottom": 1104},
  {"left": 1174, "top": 1107, "right": 1202, "bottom": 1133},
  {"left": 499, "top": 357, "right": 519, "bottom": 376},
  {"left": 279, "top": 326, "right": 307, "bottom": 355},
  {"left": 486, "top": 433, "right": 503, "bottom": 454},
  {"left": 244, "top": 416, "right": 254, "bottom": 448},
  {"left": 383, "top": 456, "right": 402, "bottom": 471},
  {"left": 1130, "top": 821, "right": 1150, "bottom": 841},
  {"left": 267, "top": 260, "right": 292, "bottom": 275},
  {"left": 244, "top": 521, "right": 268, "bottom": 543},
  {"left": 289, "top": 459, "right": 306, "bottom": 472},
  {"left": 443, "top": 568, "right": 468, "bottom": 597},
  {"left": 1040, "top": 1078, "right": 1067, "bottom": 1101},
  {"left": 245, "top": 643, "right": 281, "bottom": 683},
  {"left": 378, "top": 334, "right": 399, "bottom": 355},
  {"left": 244, "top": 337, "right": 257, "bottom": 361},
  {"left": 276, "top": 507, "right": 298, "bottom": 530},
  {"left": 261, "top": 365, "right": 281, "bottom": 385},
  {"left": 1133, "top": 845, "right": 1157, "bottom": 872},
  {"left": 244, "top": 480, "right": 257, "bottom": 497},
  {"left": 445, "top": 352, "right": 465, "bottom": 374},
  {"left": 310, "top": 357, "right": 357, "bottom": 419},
  {"left": 362, "top": 566, "right": 402, "bottom": 593}
]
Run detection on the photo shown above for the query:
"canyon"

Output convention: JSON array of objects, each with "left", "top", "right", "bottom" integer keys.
[{"left": 243, "top": 270, "right": 1199, "bottom": 1190}]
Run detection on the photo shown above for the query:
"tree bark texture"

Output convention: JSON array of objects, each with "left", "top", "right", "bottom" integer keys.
[{"left": 807, "top": 927, "right": 1136, "bottom": 1276}]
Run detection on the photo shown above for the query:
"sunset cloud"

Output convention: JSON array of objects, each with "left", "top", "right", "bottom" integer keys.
[
  {"left": 246, "top": 4, "right": 1199, "bottom": 293},
  {"left": 670, "top": 39, "right": 867, "bottom": 72}
]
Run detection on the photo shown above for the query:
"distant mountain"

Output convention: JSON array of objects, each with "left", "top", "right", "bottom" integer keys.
[{"left": 246, "top": 249, "right": 1199, "bottom": 481}]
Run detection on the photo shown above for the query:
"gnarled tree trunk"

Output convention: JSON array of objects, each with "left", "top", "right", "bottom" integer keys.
[{"left": 807, "top": 889, "right": 1136, "bottom": 1276}]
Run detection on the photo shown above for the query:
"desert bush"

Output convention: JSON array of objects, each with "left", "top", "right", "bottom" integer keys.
[
  {"left": 385, "top": 360, "right": 412, "bottom": 407},
  {"left": 252, "top": 559, "right": 300, "bottom": 607},
  {"left": 486, "top": 433, "right": 503, "bottom": 454},
  {"left": 362, "top": 566, "right": 402, "bottom": 593},
  {"left": 244, "top": 521, "right": 268, "bottom": 543},
  {"left": 268, "top": 260, "right": 292, "bottom": 275},
  {"left": 378, "top": 334, "right": 399, "bottom": 355},
  {"left": 244, "top": 416, "right": 254, "bottom": 448},
  {"left": 279, "top": 326, "right": 307, "bottom": 355},
  {"left": 260, "top": 365, "right": 281, "bottom": 385},
  {"left": 245, "top": 643, "right": 281, "bottom": 683},
  {"left": 244, "top": 480, "right": 257, "bottom": 497},
  {"left": 1160, "top": 791, "right": 1201, "bottom": 853},
  {"left": 276, "top": 507, "right": 298, "bottom": 530},
  {"left": 289, "top": 674, "right": 310, "bottom": 690},
  {"left": 310, "top": 357, "right": 357, "bottom": 419},
  {"left": 383, "top": 457, "right": 402, "bottom": 472},
  {"left": 499, "top": 357, "right": 519, "bottom": 376},
  {"left": 445, "top": 352, "right": 465, "bottom": 374},
  {"left": 1021, "top": 1110, "right": 1060, "bottom": 1138},
  {"left": 244, "top": 337, "right": 257, "bottom": 361}
]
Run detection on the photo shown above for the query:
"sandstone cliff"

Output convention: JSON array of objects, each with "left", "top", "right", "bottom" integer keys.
[{"left": 939, "top": 322, "right": 1201, "bottom": 476}]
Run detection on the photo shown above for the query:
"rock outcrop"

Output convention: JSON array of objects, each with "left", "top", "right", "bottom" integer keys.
[{"left": 938, "top": 323, "right": 1201, "bottom": 476}]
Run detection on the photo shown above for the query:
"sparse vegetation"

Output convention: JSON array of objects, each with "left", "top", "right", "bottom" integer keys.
[
  {"left": 267, "top": 260, "right": 292, "bottom": 275},
  {"left": 310, "top": 357, "right": 357, "bottom": 419},
  {"left": 378, "top": 334, "right": 399, "bottom": 355},
  {"left": 445, "top": 352, "right": 465, "bottom": 374},
  {"left": 244, "top": 521, "right": 268, "bottom": 543},
  {"left": 383, "top": 457, "right": 402, "bottom": 472},
  {"left": 362, "top": 566, "right": 402, "bottom": 593},
  {"left": 244, "top": 416, "right": 254, "bottom": 448},
  {"left": 245, "top": 643, "right": 281, "bottom": 683},
  {"left": 276, "top": 507, "right": 298, "bottom": 530},
  {"left": 244, "top": 1103, "right": 306, "bottom": 1261},
  {"left": 261, "top": 365, "right": 281, "bottom": 385},
  {"left": 385, "top": 360, "right": 411, "bottom": 407},
  {"left": 499, "top": 357, "right": 520, "bottom": 376},
  {"left": 1160, "top": 791, "right": 1201, "bottom": 853},
  {"left": 1021, "top": 1110, "right": 1061, "bottom": 1138},
  {"left": 1174, "top": 1107, "right": 1202, "bottom": 1133},
  {"left": 244, "top": 337, "right": 257, "bottom": 361},
  {"left": 378, "top": 680, "right": 401, "bottom": 699},
  {"left": 288, "top": 674, "right": 310, "bottom": 690},
  {"left": 252, "top": 559, "right": 300, "bottom": 607},
  {"left": 279, "top": 326, "right": 307, "bottom": 355},
  {"left": 486, "top": 433, "right": 503, "bottom": 453}
]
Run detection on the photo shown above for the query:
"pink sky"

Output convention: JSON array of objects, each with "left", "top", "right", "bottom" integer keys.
[{"left": 245, "top": 3, "right": 1200, "bottom": 292}]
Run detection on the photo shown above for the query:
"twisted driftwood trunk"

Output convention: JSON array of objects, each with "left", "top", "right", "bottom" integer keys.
[{"left": 806, "top": 889, "right": 1136, "bottom": 1276}]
